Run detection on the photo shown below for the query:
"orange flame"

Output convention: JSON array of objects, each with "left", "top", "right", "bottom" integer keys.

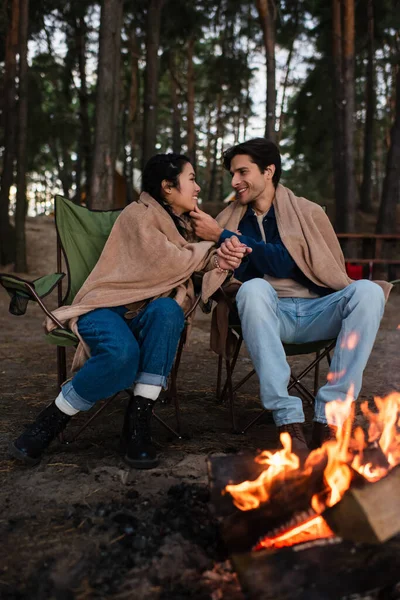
[
  {"left": 225, "top": 433, "right": 299, "bottom": 511},
  {"left": 225, "top": 390, "right": 400, "bottom": 547}
]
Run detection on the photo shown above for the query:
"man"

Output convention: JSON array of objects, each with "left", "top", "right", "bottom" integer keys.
[{"left": 190, "top": 138, "right": 390, "bottom": 452}]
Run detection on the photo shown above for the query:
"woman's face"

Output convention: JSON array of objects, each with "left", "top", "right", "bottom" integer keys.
[{"left": 166, "top": 162, "right": 201, "bottom": 215}]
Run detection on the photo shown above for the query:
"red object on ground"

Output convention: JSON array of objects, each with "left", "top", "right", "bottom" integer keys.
[{"left": 345, "top": 263, "right": 363, "bottom": 280}]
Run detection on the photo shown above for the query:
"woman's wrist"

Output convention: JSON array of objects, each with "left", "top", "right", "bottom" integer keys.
[{"left": 214, "top": 255, "right": 231, "bottom": 274}]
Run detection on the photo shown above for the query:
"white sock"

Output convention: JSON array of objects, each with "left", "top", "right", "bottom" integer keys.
[
  {"left": 55, "top": 391, "right": 80, "bottom": 416},
  {"left": 133, "top": 383, "right": 161, "bottom": 401}
]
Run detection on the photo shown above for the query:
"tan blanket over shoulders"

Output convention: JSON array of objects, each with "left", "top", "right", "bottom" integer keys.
[
  {"left": 45, "top": 192, "right": 228, "bottom": 371},
  {"left": 211, "top": 184, "right": 393, "bottom": 357}
]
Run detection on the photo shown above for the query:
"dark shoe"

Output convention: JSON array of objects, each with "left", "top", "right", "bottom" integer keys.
[
  {"left": 277, "top": 423, "right": 309, "bottom": 454},
  {"left": 9, "top": 402, "right": 71, "bottom": 466},
  {"left": 123, "top": 395, "right": 159, "bottom": 469},
  {"left": 310, "top": 422, "right": 337, "bottom": 450}
]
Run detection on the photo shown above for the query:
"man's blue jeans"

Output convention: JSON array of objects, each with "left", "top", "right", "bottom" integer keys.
[
  {"left": 61, "top": 298, "right": 185, "bottom": 411},
  {"left": 235, "top": 279, "right": 385, "bottom": 427}
]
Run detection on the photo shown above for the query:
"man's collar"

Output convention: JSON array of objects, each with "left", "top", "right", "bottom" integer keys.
[{"left": 242, "top": 203, "right": 276, "bottom": 220}]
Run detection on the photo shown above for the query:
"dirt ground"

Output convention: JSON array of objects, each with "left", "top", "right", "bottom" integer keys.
[{"left": 0, "top": 216, "right": 399, "bottom": 599}]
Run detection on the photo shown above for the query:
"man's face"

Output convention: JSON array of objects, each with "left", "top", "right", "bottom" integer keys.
[{"left": 230, "top": 154, "right": 269, "bottom": 205}]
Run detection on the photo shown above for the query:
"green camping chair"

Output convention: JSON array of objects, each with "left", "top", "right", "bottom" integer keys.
[{"left": 0, "top": 195, "right": 196, "bottom": 442}]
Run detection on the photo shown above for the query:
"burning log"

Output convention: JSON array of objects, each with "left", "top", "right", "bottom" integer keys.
[
  {"left": 207, "top": 452, "right": 331, "bottom": 553},
  {"left": 207, "top": 392, "right": 400, "bottom": 599},
  {"left": 231, "top": 535, "right": 400, "bottom": 600},
  {"left": 323, "top": 463, "right": 400, "bottom": 544}
]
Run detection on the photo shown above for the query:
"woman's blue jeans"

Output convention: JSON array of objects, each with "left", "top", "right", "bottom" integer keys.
[
  {"left": 61, "top": 298, "right": 185, "bottom": 411},
  {"left": 235, "top": 278, "right": 386, "bottom": 427}
]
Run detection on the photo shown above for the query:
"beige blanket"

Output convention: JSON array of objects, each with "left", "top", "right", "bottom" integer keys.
[
  {"left": 46, "top": 193, "right": 228, "bottom": 370},
  {"left": 211, "top": 184, "right": 393, "bottom": 357}
]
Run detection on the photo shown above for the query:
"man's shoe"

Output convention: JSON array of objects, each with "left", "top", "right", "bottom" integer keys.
[
  {"left": 123, "top": 395, "right": 159, "bottom": 469},
  {"left": 9, "top": 402, "right": 71, "bottom": 466},
  {"left": 277, "top": 423, "right": 309, "bottom": 454},
  {"left": 310, "top": 422, "right": 337, "bottom": 450}
]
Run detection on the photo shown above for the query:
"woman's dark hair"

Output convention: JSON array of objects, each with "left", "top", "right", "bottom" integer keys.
[
  {"left": 142, "top": 153, "right": 191, "bottom": 237},
  {"left": 223, "top": 138, "right": 282, "bottom": 187}
]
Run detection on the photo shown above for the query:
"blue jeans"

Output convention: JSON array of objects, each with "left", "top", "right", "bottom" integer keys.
[
  {"left": 235, "top": 279, "right": 385, "bottom": 426},
  {"left": 61, "top": 298, "right": 185, "bottom": 411}
]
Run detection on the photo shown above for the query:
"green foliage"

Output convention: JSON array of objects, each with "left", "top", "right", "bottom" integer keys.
[{"left": 0, "top": 0, "right": 398, "bottom": 207}]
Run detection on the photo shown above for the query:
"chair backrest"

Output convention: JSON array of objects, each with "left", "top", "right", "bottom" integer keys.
[{"left": 55, "top": 195, "right": 122, "bottom": 306}]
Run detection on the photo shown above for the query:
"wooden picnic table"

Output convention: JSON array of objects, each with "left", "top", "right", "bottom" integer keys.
[{"left": 336, "top": 233, "right": 400, "bottom": 276}]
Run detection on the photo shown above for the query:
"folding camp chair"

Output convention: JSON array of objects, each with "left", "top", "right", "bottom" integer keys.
[
  {"left": 213, "top": 286, "right": 336, "bottom": 434},
  {"left": 215, "top": 278, "right": 399, "bottom": 434},
  {"left": 0, "top": 195, "right": 197, "bottom": 442}
]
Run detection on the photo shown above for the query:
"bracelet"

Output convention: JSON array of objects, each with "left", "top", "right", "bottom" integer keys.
[{"left": 214, "top": 255, "right": 230, "bottom": 274}]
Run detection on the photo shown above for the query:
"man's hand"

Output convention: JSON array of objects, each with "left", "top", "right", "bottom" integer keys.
[
  {"left": 190, "top": 205, "right": 223, "bottom": 242},
  {"left": 217, "top": 235, "right": 252, "bottom": 271}
]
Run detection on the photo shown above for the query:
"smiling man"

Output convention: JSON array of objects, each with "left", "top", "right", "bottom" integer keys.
[{"left": 190, "top": 138, "right": 391, "bottom": 453}]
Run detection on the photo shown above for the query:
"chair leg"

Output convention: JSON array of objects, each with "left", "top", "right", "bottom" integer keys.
[
  {"left": 225, "top": 358, "right": 237, "bottom": 433},
  {"left": 232, "top": 368, "right": 256, "bottom": 395},
  {"left": 152, "top": 411, "right": 182, "bottom": 439},
  {"left": 289, "top": 372, "right": 315, "bottom": 406},
  {"left": 314, "top": 351, "right": 320, "bottom": 396},
  {"left": 216, "top": 355, "right": 223, "bottom": 399},
  {"left": 241, "top": 408, "right": 267, "bottom": 434},
  {"left": 60, "top": 390, "right": 122, "bottom": 444},
  {"left": 220, "top": 336, "right": 243, "bottom": 401},
  {"left": 326, "top": 351, "right": 332, "bottom": 367},
  {"left": 57, "top": 346, "right": 67, "bottom": 391},
  {"left": 163, "top": 330, "right": 186, "bottom": 434}
]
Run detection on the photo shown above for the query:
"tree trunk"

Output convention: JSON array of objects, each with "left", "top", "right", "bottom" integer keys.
[
  {"left": 203, "top": 111, "right": 213, "bottom": 199},
  {"left": 48, "top": 139, "right": 71, "bottom": 200},
  {"left": 342, "top": 0, "right": 356, "bottom": 233},
  {"left": 277, "top": 1, "right": 299, "bottom": 143},
  {"left": 90, "top": 0, "right": 123, "bottom": 209},
  {"left": 76, "top": 14, "right": 92, "bottom": 204},
  {"left": 208, "top": 95, "right": 223, "bottom": 203},
  {"left": 186, "top": 37, "right": 196, "bottom": 167},
  {"left": 376, "top": 66, "right": 400, "bottom": 233},
  {"left": 127, "top": 27, "right": 139, "bottom": 203},
  {"left": 332, "top": 0, "right": 346, "bottom": 231},
  {"left": 142, "top": 0, "right": 164, "bottom": 170},
  {"left": 169, "top": 51, "right": 181, "bottom": 154},
  {"left": 360, "top": 0, "right": 375, "bottom": 213},
  {"left": 255, "top": 0, "right": 276, "bottom": 142},
  {"left": 0, "top": 0, "right": 19, "bottom": 266},
  {"left": 14, "top": 0, "right": 29, "bottom": 272}
]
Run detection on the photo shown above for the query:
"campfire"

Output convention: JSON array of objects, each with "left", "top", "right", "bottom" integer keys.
[
  {"left": 223, "top": 389, "right": 400, "bottom": 550},
  {"left": 207, "top": 391, "right": 400, "bottom": 599}
]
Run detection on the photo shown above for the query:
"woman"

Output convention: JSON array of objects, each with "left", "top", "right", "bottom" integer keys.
[{"left": 10, "top": 153, "right": 249, "bottom": 469}]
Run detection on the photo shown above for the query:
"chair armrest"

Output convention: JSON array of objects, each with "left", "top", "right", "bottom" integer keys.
[{"left": 0, "top": 272, "right": 65, "bottom": 319}]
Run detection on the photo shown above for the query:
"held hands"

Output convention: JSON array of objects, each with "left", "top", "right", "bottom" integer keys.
[
  {"left": 190, "top": 205, "right": 223, "bottom": 242},
  {"left": 216, "top": 235, "right": 252, "bottom": 272}
]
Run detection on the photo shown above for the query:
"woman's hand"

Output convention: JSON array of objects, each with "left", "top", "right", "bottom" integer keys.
[{"left": 216, "top": 235, "right": 252, "bottom": 271}]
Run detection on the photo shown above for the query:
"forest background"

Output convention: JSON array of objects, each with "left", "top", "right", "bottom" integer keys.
[{"left": 0, "top": 0, "right": 399, "bottom": 273}]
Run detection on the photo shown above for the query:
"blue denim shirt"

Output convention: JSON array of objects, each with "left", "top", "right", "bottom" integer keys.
[{"left": 219, "top": 204, "right": 333, "bottom": 297}]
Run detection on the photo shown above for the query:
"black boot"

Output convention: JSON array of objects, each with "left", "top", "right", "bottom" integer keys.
[
  {"left": 310, "top": 422, "right": 337, "bottom": 450},
  {"left": 123, "top": 395, "right": 159, "bottom": 469},
  {"left": 9, "top": 402, "right": 71, "bottom": 466}
]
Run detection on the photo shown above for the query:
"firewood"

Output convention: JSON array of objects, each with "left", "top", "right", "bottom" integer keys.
[
  {"left": 232, "top": 534, "right": 400, "bottom": 600},
  {"left": 323, "top": 463, "right": 400, "bottom": 544}
]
